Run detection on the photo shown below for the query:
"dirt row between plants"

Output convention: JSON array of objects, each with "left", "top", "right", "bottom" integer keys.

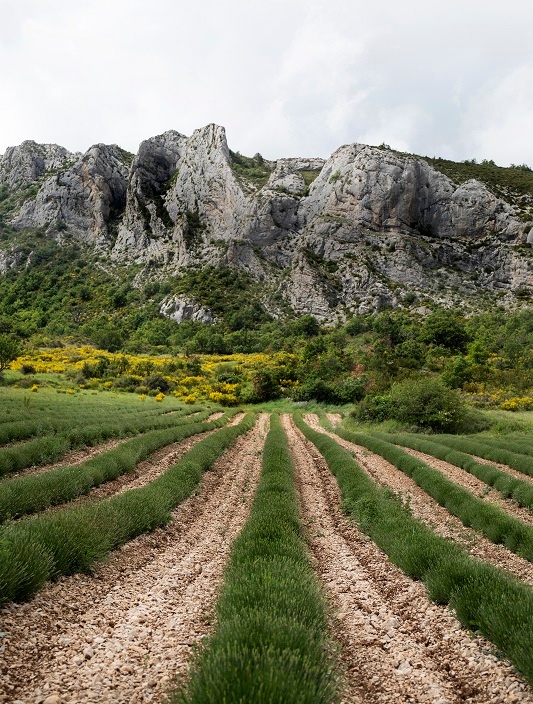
[
  {"left": 0, "top": 413, "right": 267, "bottom": 704},
  {"left": 466, "top": 451, "right": 533, "bottom": 484},
  {"left": 284, "top": 415, "right": 533, "bottom": 703},
  {"left": 3, "top": 413, "right": 220, "bottom": 483},
  {"left": 403, "top": 447, "right": 533, "bottom": 525},
  {"left": 38, "top": 429, "right": 219, "bottom": 517},
  {"left": 304, "top": 415, "right": 533, "bottom": 587},
  {"left": 5, "top": 438, "right": 127, "bottom": 479}
]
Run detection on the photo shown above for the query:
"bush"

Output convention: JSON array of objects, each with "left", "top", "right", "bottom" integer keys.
[
  {"left": 353, "top": 377, "right": 485, "bottom": 433},
  {"left": 389, "top": 378, "right": 472, "bottom": 432},
  {"left": 143, "top": 373, "right": 172, "bottom": 393},
  {"left": 0, "top": 334, "right": 21, "bottom": 372}
]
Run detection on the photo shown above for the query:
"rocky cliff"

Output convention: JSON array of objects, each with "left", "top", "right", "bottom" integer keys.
[{"left": 1, "top": 125, "right": 532, "bottom": 321}]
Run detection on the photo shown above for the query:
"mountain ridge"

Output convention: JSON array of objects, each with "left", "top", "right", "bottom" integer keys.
[{"left": 1, "top": 124, "right": 533, "bottom": 324}]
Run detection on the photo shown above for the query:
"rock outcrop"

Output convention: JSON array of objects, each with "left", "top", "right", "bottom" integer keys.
[
  {"left": 7, "top": 144, "right": 130, "bottom": 245},
  {"left": 0, "top": 141, "right": 77, "bottom": 191},
  {"left": 1, "top": 125, "right": 532, "bottom": 319},
  {"left": 159, "top": 295, "right": 214, "bottom": 324}
]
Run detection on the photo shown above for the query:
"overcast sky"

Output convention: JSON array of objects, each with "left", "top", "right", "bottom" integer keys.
[{"left": 1, "top": 0, "right": 532, "bottom": 166}]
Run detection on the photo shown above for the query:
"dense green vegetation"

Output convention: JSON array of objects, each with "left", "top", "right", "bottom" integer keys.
[
  {"left": 176, "top": 415, "right": 337, "bottom": 703},
  {"left": 295, "top": 416, "right": 533, "bottom": 685},
  {"left": 0, "top": 413, "right": 254, "bottom": 605},
  {"left": 3, "top": 220, "right": 533, "bottom": 413}
]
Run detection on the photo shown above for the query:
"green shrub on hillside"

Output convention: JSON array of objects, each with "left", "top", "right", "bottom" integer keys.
[{"left": 353, "top": 377, "right": 487, "bottom": 433}]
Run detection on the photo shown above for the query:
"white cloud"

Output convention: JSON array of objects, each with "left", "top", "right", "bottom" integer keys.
[{"left": 0, "top": 0, "right": 532, "bottom": 166}]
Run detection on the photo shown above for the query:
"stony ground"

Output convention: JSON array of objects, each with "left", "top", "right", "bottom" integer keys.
[{"left": 1, "top": 412, "right": 532, "bottom": 703}]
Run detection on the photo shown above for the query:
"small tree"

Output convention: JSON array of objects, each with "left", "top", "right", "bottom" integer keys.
[
  {"left": 0, "top": 335, "right": 21, "bottom": 373},
  {"left": 389, "top": 377, "right": 468, "bottom": 432}
]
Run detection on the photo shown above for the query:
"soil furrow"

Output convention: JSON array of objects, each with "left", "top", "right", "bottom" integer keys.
[
  {"left": 3, "top": 438, "right": 126, "bottom": 480},
  {"left": 464, "top": 451, "right": 533, "bottom": 483},
  {"left": 0, "top": 414, "right": 268, "bottom": 704},
  {"left": 404, "top": 446, "right": 533, "bottom": 524},
  {"left": 38, "top": 428, "right": 219, "bottom": 517},
  {"left": 305, "top": 415, "right": 533, "bottom": 586},
  {"left": 284, "top": 415, "right": 533, "bottom": 703}
]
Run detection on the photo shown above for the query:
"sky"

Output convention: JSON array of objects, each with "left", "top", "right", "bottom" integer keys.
[{"left": 1, "top": 0, "right": 532, "bottom": 166}]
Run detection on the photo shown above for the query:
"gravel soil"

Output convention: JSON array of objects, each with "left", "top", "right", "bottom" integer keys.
[
  {"left": 403, "top": 447, "right": 533, "bottom": 524},
  {"left": 3, "top": 438, "right": 126, "bottom": 480},
  {"left": 284, "top": 414, "right": 533, "bottom": 703},
  {"left": 305, "top": 416, "right": 533, "bottom": 586},
  {"left": 0, "top": 414, "right": 268, "bottom": 704}
]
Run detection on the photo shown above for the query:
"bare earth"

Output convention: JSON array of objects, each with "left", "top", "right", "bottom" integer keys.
[
  {"left": 4, "top": 438, "right": 126, "bottom": 480},
  {"left": 286, "top": 414, "right": 533, "bottom": 703},
  {"left": 304, "top": 415, "right": 533, "bottom": 586},
  {"left": 403, "top": 447, "right": 533, "bottom": 525},
  {"left": 0, "top": 414, "right": 268, "bottom": 704}
]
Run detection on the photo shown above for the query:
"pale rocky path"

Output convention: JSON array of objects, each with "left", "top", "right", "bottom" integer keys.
[
  {"left": 0, "top": 413, "right": 267, "bottom": 704},
  {"left": 305, "top": 415, "right": 533, "bottom": 586},
  {"left": 403, "top": 446, "right": 533, "bottom": 524},
  {"left": 285, "top": 415, "right": 533, "bottom": 703},
  {"left": 463, "top": 450, "right": 533, "bottom": 484}
]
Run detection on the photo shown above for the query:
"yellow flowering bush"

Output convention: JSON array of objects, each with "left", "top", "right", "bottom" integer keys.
[
  {"left": 500, "top": 396, "right": 533, "bottom": 411},
  {"left": 12, "top": 346, "right": 300, "bottom": 403}
]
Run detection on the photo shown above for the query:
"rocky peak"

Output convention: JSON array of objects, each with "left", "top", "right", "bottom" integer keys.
[
  {"left": 12, "top": 142, "right": 130, "bottom": 244},
  {"left": 1, "top": 126, "right": 533, "bottom": 319},
  {"left": 300, "top": 144, "right": 527, "bottom": 242},
  {"left": 0, "top": 140, "right": 78, "bottom": 191}
]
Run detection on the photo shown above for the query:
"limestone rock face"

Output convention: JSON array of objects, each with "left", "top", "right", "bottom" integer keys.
[
  {"left": 112, "top": 131, "right": 187, "bottom": 261},
  {"left": 1, "top": 126, "right": 533, "bottom": 318},
  {"left": 0, "top": 141, "right": 77, "bottom": 191},
  {"left": 164, "top": 124, "right": 252, "bottom": 262},
  {"left": 11, "top": 144, "right": 130, "bottom": 244},
  {"left": 299, "top": 144, "right": 525, "bottom": 241},
  {"left": 159, "top": 295, "right": 214, "bottom": 324}
]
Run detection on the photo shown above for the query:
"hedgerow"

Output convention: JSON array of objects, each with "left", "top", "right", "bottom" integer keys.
[
  {"left": 0, "top": 413, "right": 255, "bottom": 605},
  {"left": 176, "top": 414, "right": 337, "bottom": 704},
  {"left": 294, "top": 415, "right": 533, "bottom": 685}
]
